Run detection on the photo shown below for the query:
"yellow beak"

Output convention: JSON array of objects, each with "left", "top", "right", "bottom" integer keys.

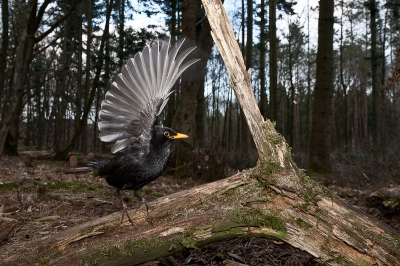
[{"left": 171, "top": 133, "right": 189, "bottom": 139}]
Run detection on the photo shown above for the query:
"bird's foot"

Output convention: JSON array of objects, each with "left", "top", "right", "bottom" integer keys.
[
  {"left": 121, "top": 201, "right": 134, "bottom": 225},
  {"left": 133, "top": 191, "right": 149, "bottom": 215},
  {"left": 134, "top": 197, "right": 149, "bottom": 215}
]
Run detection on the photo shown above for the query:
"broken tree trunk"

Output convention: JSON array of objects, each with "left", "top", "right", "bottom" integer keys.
[{"left": 2, "top": 0, "right": 400, "bottom": 265}]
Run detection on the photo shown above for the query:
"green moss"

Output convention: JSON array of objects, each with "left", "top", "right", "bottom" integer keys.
[
  {"left": 265, "top": 130, "right": 284, "bottom": 146},
  {"left": 214, "top": 178, "right": 264, "bottom": 206},
  {"left": 323, "top": 254, "right": 351, "bottom": 265},
  {"left": 38, "top": 250, "right": 63, "bottom": 265},
  {"left": 122, "top": 239, "right": 146, "bottom": 256},
  {"left": 307, "top": 163, "right": 331, "bottom": 174},
  {"left": 146, "top": 237, "right": 167, "bottom": 251},
  {"left": 101, "top": 242, "right": 121, "bottom": 260},
  {"left": 0, "top": 183, "right": 20, "bottom": 190},
  {"left": 153, "top": 192, "right": 164, "bottom": 197},
  {"left": 73, "top": 183, "right": 105, "bottom": 191},
  {"left": 340, "top": 223, "right": 368, "bottom": 251},
  {"left": 99, "top": 238, "right": 168, "bottom": 261},
  {"left": 213, "top": 252, "right": 226, "bottom": 261},
  {"left": 39, "top": 254, "right": 50, "bottom": 265},
  {"left": 227, "top": 207, "right": 287, "bottom": 233},
  {"left": 212, "top": 220, "right": 241, "bottom": 233},
  {"left": 178, "top": 234, "right": 196, "bottom": 249},
  {"left": 295, "top": 218, "right": 312, "bottom": 229},
  {"left": 81, "top": 255, "right": 99, "bottom": 266},
  {"left": 40, "top": 182, "right": 105, "bottom": 192},
  {"left": 261, "top": 162, "right": 281, "bottom": 175},
  {"left": 298, "top": 175, "right": 324, "bottom": 209}
]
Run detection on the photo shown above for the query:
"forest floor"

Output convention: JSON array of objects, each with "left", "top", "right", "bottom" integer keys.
[{"left": 0, "top": 155, "right": 399, "bottom": 266}]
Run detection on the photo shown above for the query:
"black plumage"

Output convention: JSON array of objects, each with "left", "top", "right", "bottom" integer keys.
[{"left": 91, "top": 38, "right": 199, "bottom": 223}]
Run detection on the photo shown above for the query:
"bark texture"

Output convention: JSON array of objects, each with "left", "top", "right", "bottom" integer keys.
[{"left": 308, "top": 0, "right": 335, "bottom": 172}]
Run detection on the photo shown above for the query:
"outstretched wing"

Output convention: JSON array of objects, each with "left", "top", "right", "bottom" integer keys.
[{"left": 98, "top": 38, "right": 199, "bottom": 153}]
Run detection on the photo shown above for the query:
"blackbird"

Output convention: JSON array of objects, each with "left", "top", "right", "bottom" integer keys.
[{"left": 90, "top": 38, "right": 199, "bottom": 223}]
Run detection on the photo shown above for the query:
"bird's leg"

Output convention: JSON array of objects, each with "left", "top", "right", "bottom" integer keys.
[
  {"left": 134, "top": 190, "right": 149, "bottom": 214},
  {"left": 117, "top": 189, "right": 133, "bottom": 225}
]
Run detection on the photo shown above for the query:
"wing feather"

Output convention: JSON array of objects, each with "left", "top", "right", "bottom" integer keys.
[{"left": 98, "top": 38, "right": 199, "bottom": 153}]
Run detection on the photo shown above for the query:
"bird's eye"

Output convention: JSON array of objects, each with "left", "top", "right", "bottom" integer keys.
[{"left": 164, "top": 131, "right": 170, "bottom": 137}]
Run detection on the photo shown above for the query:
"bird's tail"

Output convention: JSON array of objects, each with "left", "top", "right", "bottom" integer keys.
[{"left": 65, "top": 160, "right": 99, "bottom": 173}]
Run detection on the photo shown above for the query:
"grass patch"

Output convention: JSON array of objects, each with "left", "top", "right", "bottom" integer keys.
[
  {"left": 42, "top": 182, "right": 105, "bottom": 192},
  {"left": 0, "top": 183, "right": 20, "bottom": 190}
]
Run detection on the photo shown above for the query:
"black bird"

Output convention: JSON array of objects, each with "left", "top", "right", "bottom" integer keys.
[{"left": 90, "top": 38, "right": 199, "bottom": 223}]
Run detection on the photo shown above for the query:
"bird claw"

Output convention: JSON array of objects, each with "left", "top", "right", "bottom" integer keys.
[
  {"left": 134, "top": 198, "right": 149, "bottom": 215},
  {"left": 121, "top": 201, "right": 134, "bottom": 225},
  {"left": 118, "top": 190, "right": 150, "bottom": 225}
]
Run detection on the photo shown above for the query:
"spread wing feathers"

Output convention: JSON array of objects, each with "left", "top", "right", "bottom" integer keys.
[{"left": 98, "top": 38, "right": 199, "bottom": 153}]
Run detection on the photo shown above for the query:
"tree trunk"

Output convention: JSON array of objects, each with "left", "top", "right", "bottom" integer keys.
[
  {"left": 239, "top": 0, "right": 253, "bottom": 157},
  {"left": 172, "top": 0, "right": 199, "bottom": 177},
  {"left": 305, "top": 0, "right": 312, "bottom": 162},
  {"left": 0, "top": 0, "right": 31, "bottom": 157},
  {"left": 0, "top": 0, "right": 9, "bottom": 116},
  {"left": 259, "top": 0, "right": 267, "bottom": 118},
  {"left": 75, "top": 2, "right": 83, "bottom": 151},
  {"left": 118, "top": 0, "right": 125, "bottom": 69},
  {"left": 369, "top": 0, "right": 380, "bottom": 150},
  {"left": 165, "top": 0, "right": 178, "bottom": 128},
  {"left": 3, "top": 1, "right": 400, "bottom": 265},
  {"left": 80, "top": 0, "right": 93, "bottom": 154},
  {"left": 172, "top": 0, "right": 213, "bottom": 177},
  {"left": 308, "top": 0, "right": 334, "bottom": 172},
  {"left": 195, "top": 16, "right": 213, "bottom": 145},
  {"left": 269, "top": 0, "right": 278, "bottom": 122}
]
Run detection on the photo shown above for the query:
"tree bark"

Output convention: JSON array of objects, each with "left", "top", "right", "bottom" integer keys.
[
  {"left": 308, "top": 0, "right": 334, "bottom": 172},
  {"left": 259, "top": 0, "right": 267, "bottom": 118},
  {"left": 269, "top": 0, "right": 278, "bottom": 123},
  {"left": 2, "top": 0, "right": 400, "bottom": 265},
  {"left": 172, "top": 0, "right": 213, "bottom": 177},
  {"left": 0, "top": 0, "right": 9, "bottom": 117},
  {"left": 238, "top": 0, "right": 253, "bottom": 156},
  {"left": 0, "top": 0, "right": 32, "bottom": 157},
  {"left": 369, "top": 0, "right": 380, "bottom": 150}
]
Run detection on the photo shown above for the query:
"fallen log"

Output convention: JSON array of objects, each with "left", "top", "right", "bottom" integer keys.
[{"left": 2, "top": 167, "right": 400, "bottom": 265}]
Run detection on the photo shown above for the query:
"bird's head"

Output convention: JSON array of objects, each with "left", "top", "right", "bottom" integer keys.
[{"left": 152, "top": 126, "right": 188, "bottom": 146}]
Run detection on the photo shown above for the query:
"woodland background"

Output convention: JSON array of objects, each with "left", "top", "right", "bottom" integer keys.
[{"left": 0, "top": 0, "right": 400, "bottom": 186}]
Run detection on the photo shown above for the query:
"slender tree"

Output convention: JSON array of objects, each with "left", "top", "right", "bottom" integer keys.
[
  {"left": 240, "top": 0, "right": 253, "bottom": 156},
  {"left": 269, "top": 0, "right": 278, "bottom": 122},
  {"left": 369, "top": 0, "right": 380, "bottom": 150},
  {"left": 172, "top": 0, "right": 213, "bottom": 176},
  {"left": 308, "top": 0, "right": 334, "bottom": 172},
  {"left": 259, "top": 0, "right": 267, "bottom": 118},
  {"left": 0, "top": 0, "right": 9, "bottom": 119},
  {"left": 171, "top": 0, "right": 200, "bottom": 176}
]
